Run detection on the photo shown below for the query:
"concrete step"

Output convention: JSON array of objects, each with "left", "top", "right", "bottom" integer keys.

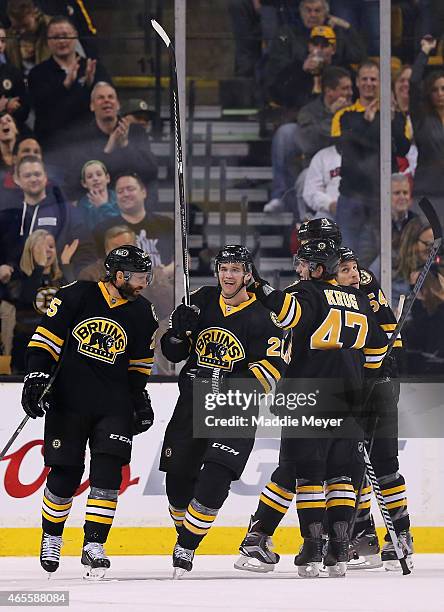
[
  {"left": 189, "top": 234, "right": 282, "bottom": 250},
  {"left": 151, "top": 142, "right": 250, "bottom": 158},
  {"left": 192, "top": 211, "right": 294, "bottom": 226},
  {"left": 157, "top": 166, "right": 271, "bottom": 180},
  {"left": 158, "top": 187, "right": 268, "bottom": 204},
  {"left": 190, "top": 256, "right": 293, "bottom": 273}
]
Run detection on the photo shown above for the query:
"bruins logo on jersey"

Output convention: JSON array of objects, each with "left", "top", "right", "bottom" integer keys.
[
  {"left": 73, "top": 317, "right": 127, "bottom": 364},
  {"left": 360, "top": 269, "right": 373, "bottom": 286},
  {"left": 195, "top": 327, "right": 245, "bottom": 370},
  {"left": 34, "top": 286, "right": 59, "bottom": 315}
]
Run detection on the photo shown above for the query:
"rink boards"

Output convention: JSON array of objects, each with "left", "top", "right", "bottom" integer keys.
[{"left": 0, "top": 381, "right": 443, "bottom": 555}]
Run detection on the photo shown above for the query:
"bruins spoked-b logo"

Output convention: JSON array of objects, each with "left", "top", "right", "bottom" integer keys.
[
  {"left": 195, "top": 327, "right": 245, "bottom": 371},
  {"left": 73, "top": 317, "right": 127, "bottom": 364}
]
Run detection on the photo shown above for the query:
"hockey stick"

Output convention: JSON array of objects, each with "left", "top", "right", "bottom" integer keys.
[
  {"left": 350, "top": 197, "right": 442, "bottom": 574},
  {"left": 151, "top": 19, "right": 191, "bottom": 306}
]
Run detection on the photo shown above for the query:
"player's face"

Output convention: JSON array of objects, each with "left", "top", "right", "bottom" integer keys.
[
  {"left": 294, "top": 259, "right": 310, "bottom": 281},
  {"left": 117, "top": 271, "right": 149, "bottom": 301},
  {"left": 218, "top": 262, "right": 250, "bottom": 298},
  {"left": 337, "top": 260, "right": 360, "bottom": 288}
]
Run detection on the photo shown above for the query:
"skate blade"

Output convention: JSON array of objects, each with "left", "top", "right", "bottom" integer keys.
[
  {"left": 347, "top": 554, "right": 382, "bottom": 570},
  {"left": 327, "top": 562, "right": 347, "bottom": 577},
  {"left": 234, "top": 555, "right": 275, "bottom": 573},
  {"left": 172, "top": 567, "right": 188, "bottom": 580},
  {"left": 383, "top": 555, "right": 413, "bottom": 572},
  {"left": 83, "top": 566, "right": 107, "bottom": 580},
  {"left": 297, "top": 562, "right": 321, "bottom": 578}
]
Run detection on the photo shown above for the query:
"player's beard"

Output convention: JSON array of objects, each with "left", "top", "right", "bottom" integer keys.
[{"left": 118, "top": 281, "right": 142, "bottom": 301}]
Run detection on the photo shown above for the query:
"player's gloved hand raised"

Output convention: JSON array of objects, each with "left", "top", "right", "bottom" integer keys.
[
  {"left": 171, "top": 304, "right": 200, "bottom": 340},
  {"left": 249, "top": 265, "right": 275, "bottom": 300},
  {"left": 132, "top": 390, "right": 154, "bottom": 434},
  {"left": 21, "top": 372, "right": 52, "bottom": 418}
]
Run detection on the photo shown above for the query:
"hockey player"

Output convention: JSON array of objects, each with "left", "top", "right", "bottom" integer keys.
[
  {"left": 21, "top": 246, "right": 158, "bottom": 578},
  {"left": 236, "top": 224, "right": 412, "bottom": 573},
  {"left": 159, "top": 245, "right": 287, "bottom": 578},
  {"left": 236, "top": 239, "right": 388, "bottom": 577}
]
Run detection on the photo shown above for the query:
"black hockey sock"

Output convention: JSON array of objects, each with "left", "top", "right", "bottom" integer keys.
[
  {"left": 378, "top": 472, "right": 410, "bottom": 534},
  {"left": 296, "top": 480, "right": 326, "bottom": 538},
  {"left": 325, "top": 477, "right": 356, "bottom": 535},
  {"left": 42, "top": 487, "right": 73, "bottom": 537},
  {"left": 353, "top": 475, "right": 373, "bottom": 535},
  {"left": 165, "top": 472, "right": 195, "bottom": 533},
  {"left": 83, "top": 487, "right": 118, "bottom": 544},
  {"left": 254, "top": 480, "right": 295, "bottom": 536},
  {"left": 178, "top": 498, "right": 219, "bottom": 550}
]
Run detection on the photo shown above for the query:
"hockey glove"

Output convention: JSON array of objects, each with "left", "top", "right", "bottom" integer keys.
[
  {"left": 250, "top": 265, "right": 275, "bottom": 301},
  {"left": 132, "top": 390, "right": 154, "bottom": 434},
  {"left": 21, "top": 372, "right": 52, "bottom": 418},
  {"left": 170, "top": 304, "right": 200, "bottom": 340}
]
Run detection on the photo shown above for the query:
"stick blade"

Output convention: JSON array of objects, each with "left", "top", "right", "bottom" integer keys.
[
  {"left": 151, "top": 19, "right": 171, "bottom": 47},
  {"left": 418, "top": 197, "right": 443, "bottom": 241}
]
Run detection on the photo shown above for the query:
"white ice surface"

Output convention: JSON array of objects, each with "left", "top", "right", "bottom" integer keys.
[{"left": 0, "top": 554, "right": 442, "bottom": 612}]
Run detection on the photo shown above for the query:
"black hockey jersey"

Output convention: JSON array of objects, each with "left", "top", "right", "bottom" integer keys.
[
  {"left": 26, "top": 280, "right": 158, "bottom": 413},
  {"left": 257, "top": 279, "right": 388, "bottom": 381},
  {"left": 359, "top": 268, "right": 402, "bottom": 349},
  {"left": 161, "top": 286, "right": 287, "bottom": 395}
]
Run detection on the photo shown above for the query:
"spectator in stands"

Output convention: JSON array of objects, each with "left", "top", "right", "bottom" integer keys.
[
  {"left": 5, "top": 0, "right": 51, "bottom": 72},
  {"left": 0, "top": 24, "right": 29, "bottom": 127},
  {"left": 0, "top": 111, "right": 18, "bottom": 172},
  {"left": 366, "top": 173, "right": 418, "bottom": 303},
  {"left": 0, "top": 259, "right": 15, "bottom": 356},
  {"left": 301, "top": 142, "right": 341, "bottom": 219},
  {"left": 264, "top": 65, "right": 352, "bottom": 213},
  {"left": 329, "top": 0, "right": 379, "bottom": 55},
  {"left": 9, "top": 228, "right": 75, "bottom": 372},
  {"left": 64, "top": 82, "right": 158, "bottom": 202},
  {"left": 94, "top": 173, "right": 173, "bottom": 268},
  {"left": 38, "top": 0, "right": 98, "bottom": 58},
  {"left": 28, "top": 15, "right": 110, "bottom": 144},
  {"left": 228, "top": 0, "right": 300, "bottom": 77},
  {"left": 265, "top": 0, "right": 365, "bottom": 109},
  {"left": 409, "top": 35, "right": 444, "bottom": 224},
  {"left": 394, "top": 216, "right": 433, "bottom": 305},
  {"left": 332, "top": 60, "right": 411, "bottom": 266},
  {"left": 78, "top": 224, "right": 137, "bottom": 282},
  {"left": 77, "top": 159, "right": 119, "bottom": 230},
  {"left": 0, "top": 135, "right": 64, "bottom": 204},
  {"left": 404, "top": 262, "right": 444, "bottom": 375},
  {"left": 0, "top": 155, "right": 96, "bottom": 273},
  {"left": 393, "top": 64, "right": 412, "bottom": 115}
]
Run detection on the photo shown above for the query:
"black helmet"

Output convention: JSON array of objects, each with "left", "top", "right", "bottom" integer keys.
[
  {"left": 214, "top": 245, "right": 253, "bottom": 274},
  {"left": 296, "top": 238, "right": 340, "bottom": 278},
  {"left": 298, "top": 218, "right": 342, "bottom": 246},
  {"left": 105, "top": 245, "right": 153, "bottom": 284},
  {"left": 338, "top": 246, "right": 359, "bottom": 264}
]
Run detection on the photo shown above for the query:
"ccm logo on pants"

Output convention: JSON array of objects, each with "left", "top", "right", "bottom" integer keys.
[
  {"left": 109, "top": 434, "right": 132, "bottom": 445},
  {"left": 212, "top": 443, "right": 239, "bottom": 456}
]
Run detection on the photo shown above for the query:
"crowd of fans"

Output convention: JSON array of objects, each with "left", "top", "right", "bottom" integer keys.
[
  {"left": 228, "top": 0, "right": 444, "bottom": 376},
  {"left": 0, "top": 0, "right": 443, "bottom": 378},
  {"left": 0, "top": 0, "right": 173, "bottom": 375}
]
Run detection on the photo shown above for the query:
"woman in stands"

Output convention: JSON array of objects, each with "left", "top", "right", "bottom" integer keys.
[{"left": 9, "top": 229, "right": 76, "bottom": 373}]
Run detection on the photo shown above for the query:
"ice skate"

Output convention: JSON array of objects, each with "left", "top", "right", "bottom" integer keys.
[
  {"left": 234, "top": 517, "right": 280, "bottom": 573},
  {"left": 40, "top": 532, "right": 62, "bottom": 576},
  {"left": 81, "top": 541, "right": 110, "bottom": 580},
  {"left": 324, "top": 521, "right": 349, "bottom": 577},
  {"left": 381, "top": 531, "right": 414, "bottom": 571},
  {"left": 294, "top": 522, "right": 323, "bottom": 578},
  {"left": 172, "top": 543, "right": 195, "bottom": 579},
  {"left": 348, "top": 525, "right": 382, "bottom": 570}
]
